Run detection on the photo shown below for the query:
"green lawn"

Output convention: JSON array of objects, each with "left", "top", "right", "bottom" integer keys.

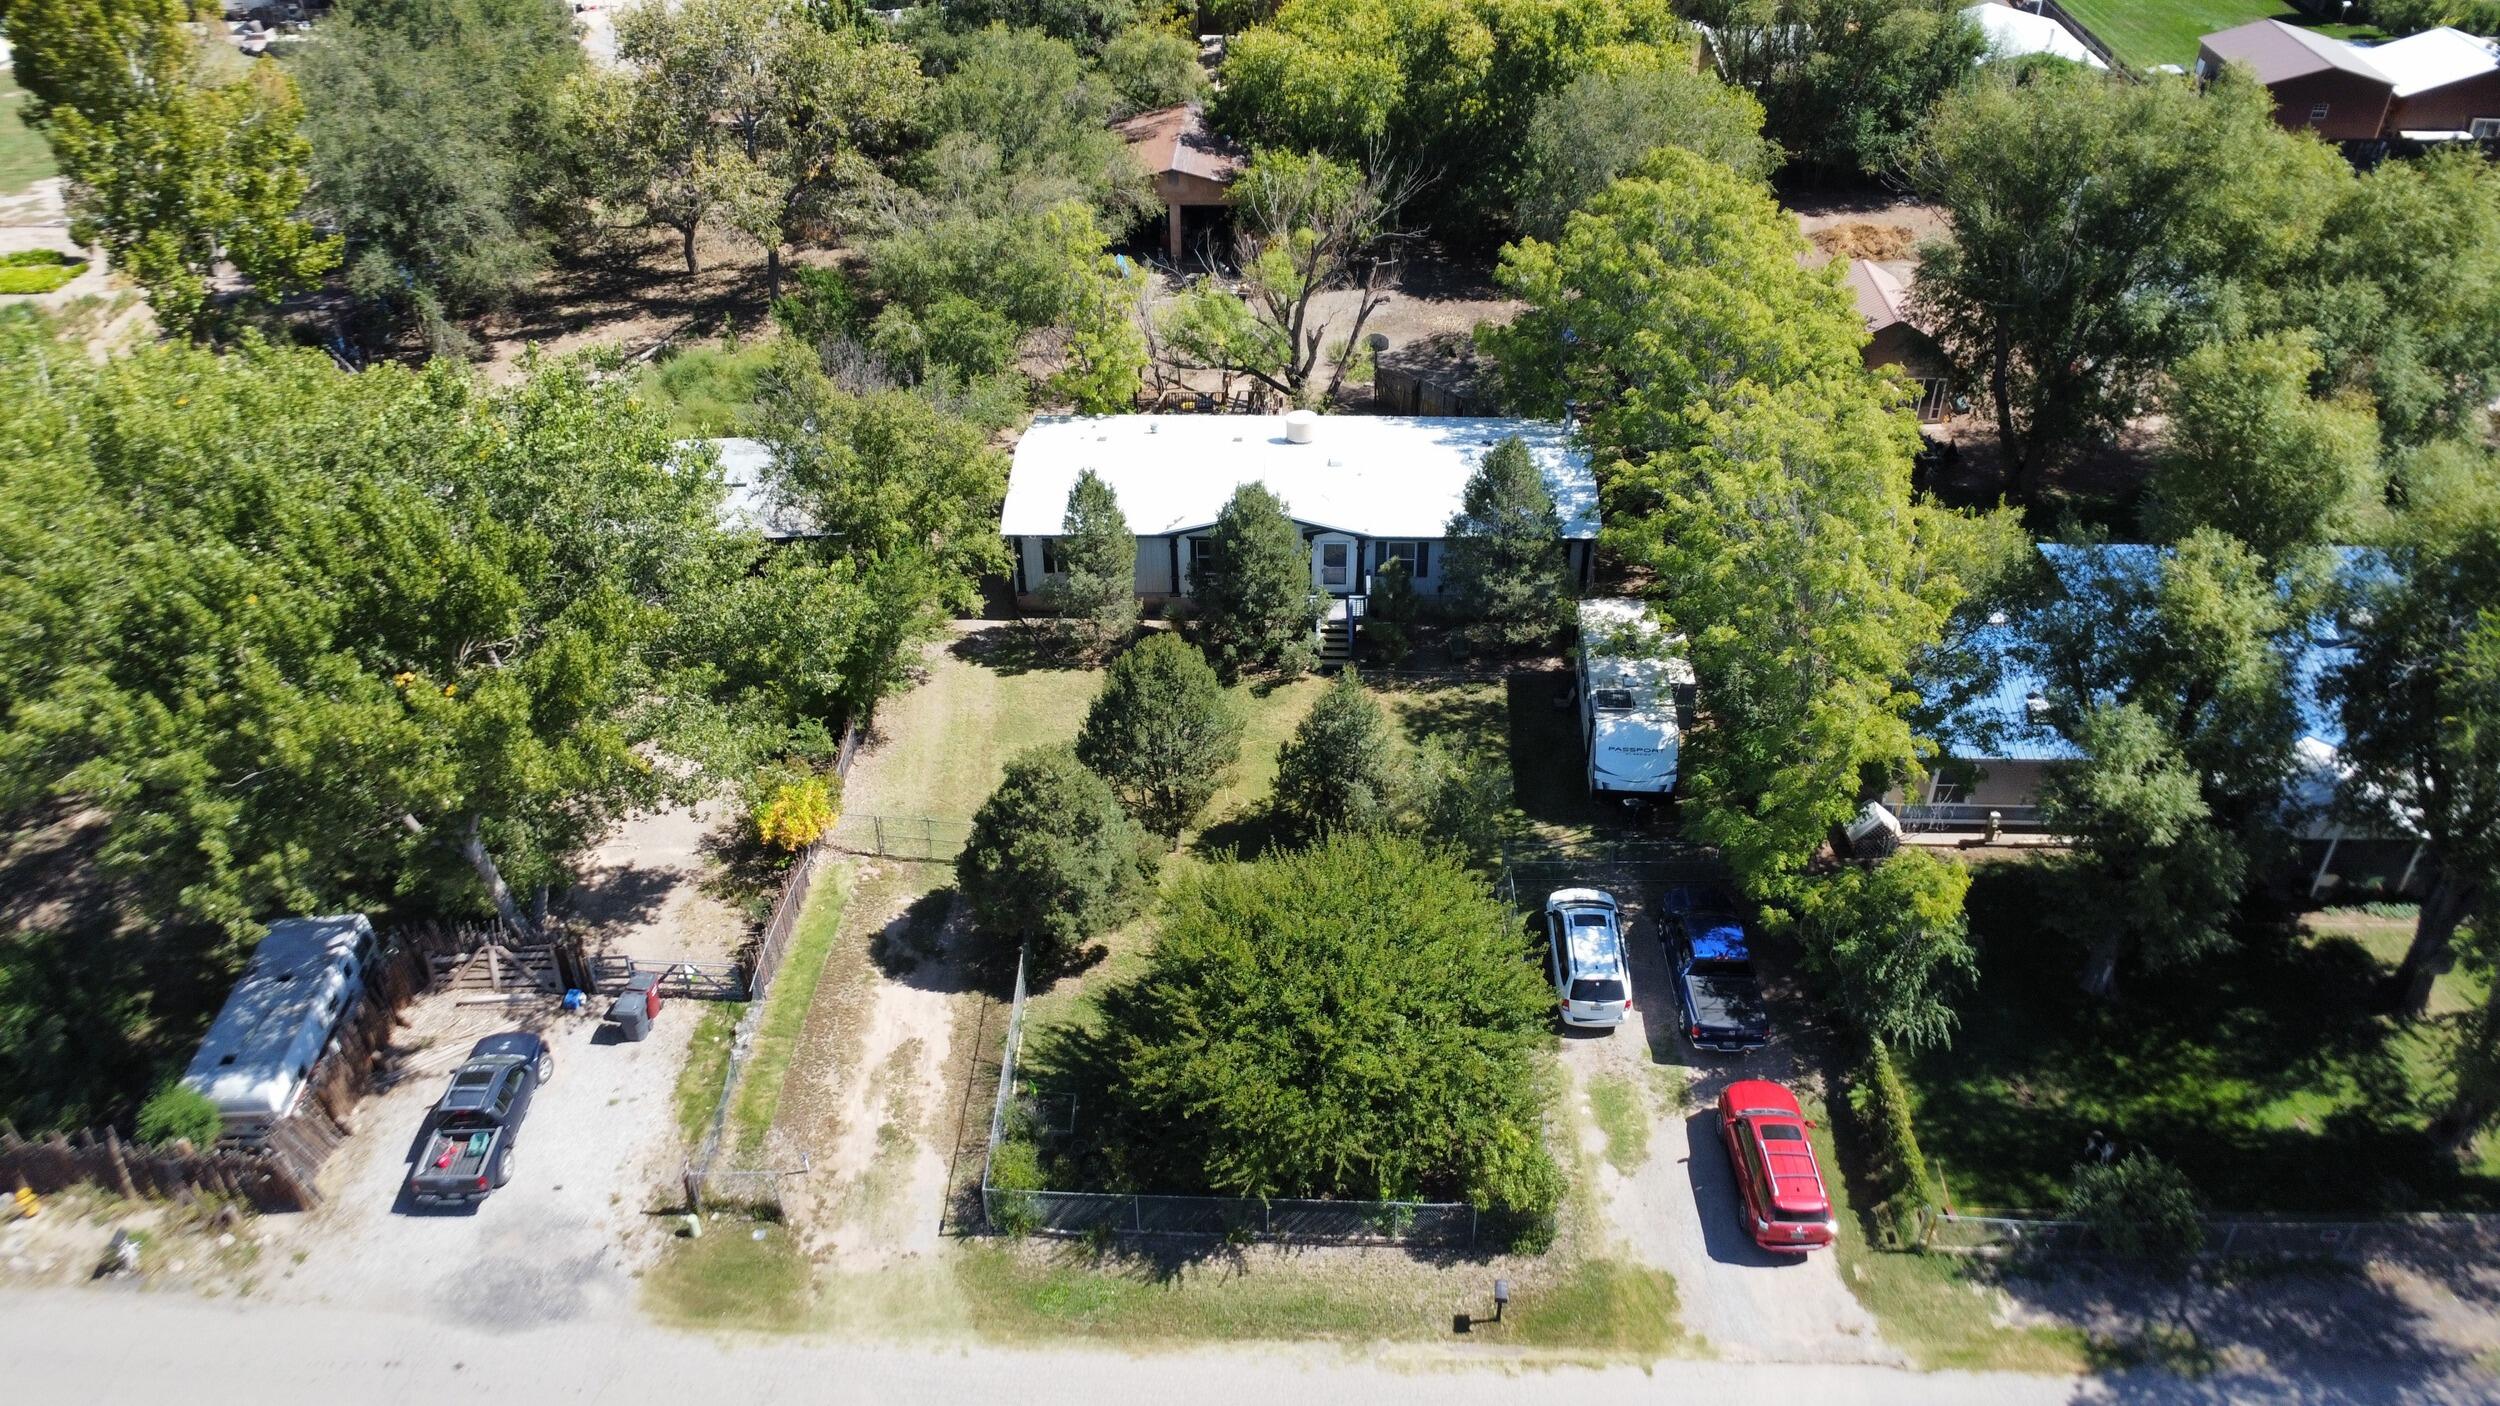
[
  {"left": 2056, "top": 0, "right": 2384, "bottom": 70},
  {"left": 727, "top": 865, "right": 851, "bottom": 1151},
  {"left": 0, "top": 73, "right": 54, "bottom": 198},
  {"left": 1893, "top": 860, "right": 2500, "bottom": 1215}
]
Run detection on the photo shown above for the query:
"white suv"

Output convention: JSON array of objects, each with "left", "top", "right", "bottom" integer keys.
[{"left": 1544, "top": 888, "right": 1631, "bottom": 1029}]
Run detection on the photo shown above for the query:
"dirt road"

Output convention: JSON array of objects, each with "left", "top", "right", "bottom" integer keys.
[
  {"left": 5, "top": 1285, "right": 2489, "bottom": 1406},
  {"left": 1552, "top": 884, "right": 1899, "bottom": 1363}
]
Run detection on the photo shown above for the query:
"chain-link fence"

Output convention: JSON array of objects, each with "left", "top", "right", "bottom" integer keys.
[
  {"left": 979, "top": 947, "right": 1493, "bottom": 1246},
  {"left": 829, "top": 814, "right": 974, "bottom": 862},
  {"left": 1923, "top": 1210, "right": 2500, "bottom": 1262}
]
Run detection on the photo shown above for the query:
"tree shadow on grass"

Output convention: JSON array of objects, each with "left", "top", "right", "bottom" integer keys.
[{"left": 949, "top": 621, "right": 1089, "bottom": 679}]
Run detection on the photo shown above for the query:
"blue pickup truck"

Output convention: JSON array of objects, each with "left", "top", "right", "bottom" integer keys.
[{"left": 1661, "top": 886, "right": 1769, "bottom": 1053}]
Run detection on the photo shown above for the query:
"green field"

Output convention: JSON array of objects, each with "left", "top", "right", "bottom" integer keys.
[
  {"left": 0, "top": 72, "right": 56, "bottom": 197},
  {"left": 2056, "top": 0, "right": 2383, "bottom": 70},
  {"left": 1895, "top": 861, "right": 2499, "bottom": 1215}
]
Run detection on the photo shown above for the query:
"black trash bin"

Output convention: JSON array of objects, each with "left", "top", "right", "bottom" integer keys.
[{"left": 606, "top": 971, "right": 661, "bottom": 1042}]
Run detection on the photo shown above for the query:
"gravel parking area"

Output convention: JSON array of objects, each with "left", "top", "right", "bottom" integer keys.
[
  {"left": 1551, "top": 883, "right": 1902, "bottom": 1364},
  {"left": 256, "top": 989, "right": 702, "bottom": 1329}
]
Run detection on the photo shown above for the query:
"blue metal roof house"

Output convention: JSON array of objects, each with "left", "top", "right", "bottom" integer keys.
[{"left": 1893, "top": 544, "right": 2361, "bottom": 847}]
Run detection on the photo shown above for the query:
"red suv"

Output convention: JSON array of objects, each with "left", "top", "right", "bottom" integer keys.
[{"left": 1717, "top": 1079, "right": 1837, "bottom": 1252}]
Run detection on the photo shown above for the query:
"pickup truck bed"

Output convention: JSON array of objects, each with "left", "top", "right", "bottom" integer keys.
[{"left": 1679, "top": 966, "right": 1768, "bottom": 1051}]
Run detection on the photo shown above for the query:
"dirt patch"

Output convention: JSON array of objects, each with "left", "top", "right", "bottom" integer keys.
[
  {"left": 1809, "top": 222, "right": 1916, "bottom": 263},
  {"left": 567, "top": 799, "right": 750, "bottom": 966},
  {"left": 465, "top": 226, "right": 814, "bottom": 385}
]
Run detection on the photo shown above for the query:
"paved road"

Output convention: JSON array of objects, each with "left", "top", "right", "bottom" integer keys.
[{"left": 3, "top": 1287, "right": 2492, "bottom": 1406}]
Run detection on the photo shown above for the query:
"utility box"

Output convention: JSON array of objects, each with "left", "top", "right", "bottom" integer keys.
[{"left": 605, "top": 971, "right": 663, "bottom": 1043}]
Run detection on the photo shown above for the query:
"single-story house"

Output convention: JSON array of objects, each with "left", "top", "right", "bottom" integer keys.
[
  {"left": 1115, "top": 102, "right": 1245, "bottom": 262},
  {"left": 1844, "top": 259, "right": 1953, "bottom": 421},
  {"left": 1000, "top": 411, "right": 1600, "bottom": 613},
  {"left": 1895, "top": 545, "right": 2427, "bottom": 894},
  {"left": 2199, "top": 20, "right": 2500, "bottom": 142},
  {"left": 1962, "top": 2, "right": 2107, "bottom": 70}
]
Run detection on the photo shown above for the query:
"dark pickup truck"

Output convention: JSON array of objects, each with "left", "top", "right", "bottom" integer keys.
[
  {"left": 1662, "top": 890, "right": 1769, "bottom": 1053},
  {"left": 406, "top": 1032, "right": 551, "bottom": 1206}
]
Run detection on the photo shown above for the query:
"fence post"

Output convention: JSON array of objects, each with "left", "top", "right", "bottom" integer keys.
[{"left": 1134, "top": 1196, "right": 1143, "bottom": 1235}]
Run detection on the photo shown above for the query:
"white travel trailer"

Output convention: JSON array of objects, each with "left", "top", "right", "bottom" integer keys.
[
  {"left": 1577, "top": 598, "right": 1695, "bottom": 804},
  {"left": 180, "top": 914, "right": 375, "bottom": 1141}
]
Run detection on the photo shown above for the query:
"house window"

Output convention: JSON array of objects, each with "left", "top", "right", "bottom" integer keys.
[
  {"left": 1378, "top": 540, "right": 1429, "bottom": 578},
  {"left": 1039, "top": 538, "right": 1064, "bottom": 575},
  {"left": 1187, "top": 535, "right": 1216, "bottom": 582},
  {"left": 2474, "top": 118, "right": 2500, "bottom": 139},
  {"left": 2308, "top": 104, "right": 2331, "bottom": 124}
]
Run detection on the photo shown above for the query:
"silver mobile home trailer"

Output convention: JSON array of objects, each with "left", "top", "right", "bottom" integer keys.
[
  {"left": 180, "top": 914, "right": 375, "bottom": 1141},
  {"left": 1577, "top": 598, "right": 1694, "bottom": 804}
]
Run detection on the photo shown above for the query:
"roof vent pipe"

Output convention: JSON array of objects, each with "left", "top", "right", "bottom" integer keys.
[{"left": 1284, "top": 409, "right": 1319, "bottom": 445}]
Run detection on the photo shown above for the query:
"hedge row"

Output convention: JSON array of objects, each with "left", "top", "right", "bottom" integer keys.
[{"left": 1847, "top": 1038, "right": 1940, "bottom": 1247}]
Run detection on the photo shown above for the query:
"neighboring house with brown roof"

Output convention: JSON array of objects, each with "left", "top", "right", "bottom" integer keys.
[
  {"left": 2198, "top": 20, "right": 2500, "bottom": 142},
  {"left": 1115, "top": 102, "right": 1245, "bottom": 261},
  {"left": 2199, "top": 19, "right": 2395, "bottom": 140},
  {"left": 1844, "top": 259, "right": 1953, "bottom": 421}
]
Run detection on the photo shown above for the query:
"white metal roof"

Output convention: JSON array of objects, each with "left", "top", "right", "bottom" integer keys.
[
  {"left": 2363, "top": 26, "right": 2500, "bottom": 98},
  {"left": 181, "top": 915, "right": 372, "bottom": 1122},
  {"left": 1963, "top": 4, "right": 2106, "bottom": 70},
  {"left": 700, "top": 438, "right": 820, "bottom": 541},
  {"left": 1000, "top": 415, "right": 1600, "bottom": 540}
]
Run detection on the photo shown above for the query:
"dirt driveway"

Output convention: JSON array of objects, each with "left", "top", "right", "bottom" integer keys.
[{"left": 1551, "top": 883, "right": 1900, "bottom": 1365}]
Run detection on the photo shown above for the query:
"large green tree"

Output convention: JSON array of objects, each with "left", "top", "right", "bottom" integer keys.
[
  {"left": 1911, "top": 67, "right": 2349, "bottom": 495},
  {"left": 1211, "top": 0, "right": 1692, "bottom": 232},
  {"left": 1681, "top": 0, "right": 1983, "bottom": 177},
  {"left": 1074, "top": 633, "right": 1245, "bottom": 838},
  {"left": 2331, "top": 446, "right": 2500, "bottom": 1020},
  {"left": 750, "top": 342, "right": 1011, "bottom": 722},
  {"left": 567, "top": 0, "right": 924, "bottom": 288},
  {"left": 1193, "top": 482, "right": 1319, "bottom": 679},
  {"left": 2144, "top": 332, "right": 2384, "bottom": 569},
  {"left": 298, "top": 0, "right": 583, "bottom": 346},
  {"left": 1794, "top": 848, "right": 1974, "bottom": 1050},
  {"left": 9, "top": 0, "right": 340, "bottom": 333},
  {"left": 1510, "top": 60, "right": 1777, "bottom": 240},
  {"left": 1102, "top": 834, "right": 1562, "bottom": 1214},
  {"left": 1490, "top": 148, "right": 1982, "bottom": 903},
  {"left": 1440, "top": 436, "right": 1575, "bottom": 654},
  {"left": 0, "top": 323, "right": 800, "bottom": 943},
  {"left": 958, "top": 745, "right": 1157, "bottom": 971},
  {"left": 2039, "top": 703, "right": 2249, "bottom": 997}
]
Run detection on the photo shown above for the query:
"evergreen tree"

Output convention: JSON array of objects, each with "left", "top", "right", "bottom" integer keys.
[
  {"left": 1440, "top": 436, "right": 1573, "bottom": 654},
  {"left": 1271, "top": 670, "right": 1401, "bottom": 842},
  {"left": 958, "top": 745, "right": 1157, "bottom": 970},
  {"left": 1074, "top": 633, "right": 1244, "bottom": 838},
  {"left": 1194, "top": 482, "right": 1317, "bottom": 679},
  {"left": 1043, "top": 468, "right": 1139, "bottom": 658}
]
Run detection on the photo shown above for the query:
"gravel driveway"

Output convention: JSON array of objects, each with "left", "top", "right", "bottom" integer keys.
[
  {"left": 258, "top": 993, "right": 697, "bottom": 1328},
  {"left": 1550, "top": 883, "right": 1900, "bottom": 1364}
]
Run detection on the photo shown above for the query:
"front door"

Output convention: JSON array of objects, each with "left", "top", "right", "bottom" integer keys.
[{"left": 1312, "top": 537, "right": 1353, "bottom": 595}]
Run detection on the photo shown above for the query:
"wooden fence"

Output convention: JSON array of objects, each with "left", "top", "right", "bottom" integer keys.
[{"left": 1, "top": 922, "right": 488, "bottom": 1213}]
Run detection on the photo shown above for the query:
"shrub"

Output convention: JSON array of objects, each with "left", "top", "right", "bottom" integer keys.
[
  {"left": 773, "top": 265, "right": 864, "bottom": 349},
  {"left": 752, "top": 768, "right": 840, "bottom": 853},
  {"left": 1073, "top": 633, "right": 1243, "bottom": 838},
  {"left": 0, "top": 258, "right": 86, "bottom": 295},
  {"left": 1270, "top": 670, "right": 1402, "bottom": 842},
  {"left": 2065, "top": 1151, "right": 2204, "bottom": 1270},
  {"left": 1847, "top": 1040, "right": 1938, "bottom": 1246},
  {"left": 987, "top": 1136, "right": 1046, "bottom": 1236},
  {"left": 1104, "top": 833, "right": 1562, "bottom": 1215},
  {"left": 136, "top": 1081, "right": 222, "bottom": 1148},
  {"left": 959, "top": 745, "right": 1158, "bottom": 967}
]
